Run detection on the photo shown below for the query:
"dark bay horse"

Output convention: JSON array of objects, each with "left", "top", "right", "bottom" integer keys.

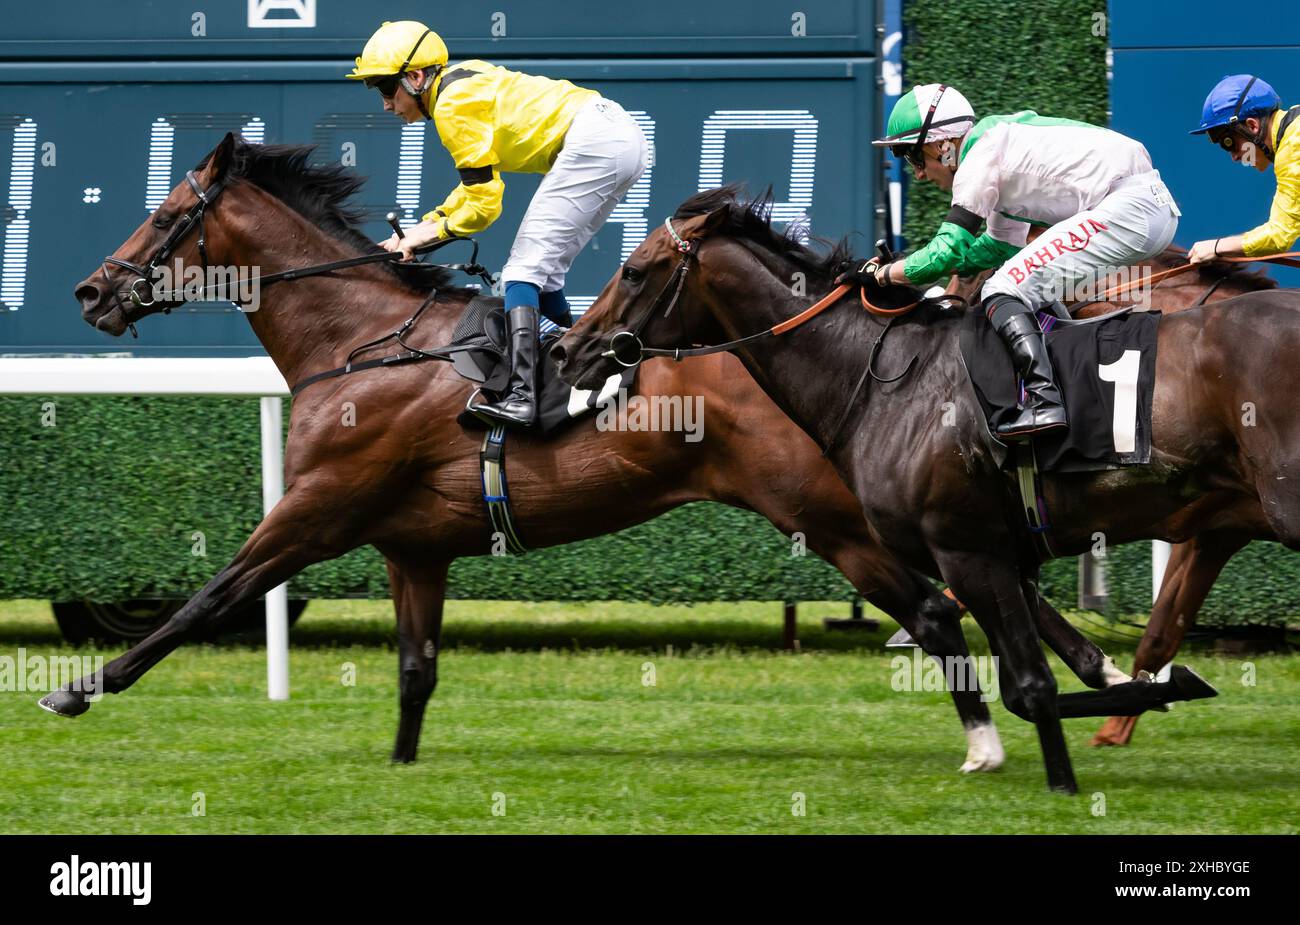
[
  {"left": 554, "top": 187, "right": 1299, "bottom": 793},
  {"left": 54, "top": 133, "right": 1028, "bottom": 768},
  {"left": 954, "top": 252, "right": 1286, "bottom": 747}
]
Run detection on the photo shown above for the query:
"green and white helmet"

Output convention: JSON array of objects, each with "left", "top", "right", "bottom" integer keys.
[{"left": 874, "top": 84, "right": 976, "bottom": 150}]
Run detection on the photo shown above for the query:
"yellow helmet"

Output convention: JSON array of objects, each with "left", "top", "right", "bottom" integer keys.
[{"left": 346, "top": 21, "right": 448, "bottom": 80}]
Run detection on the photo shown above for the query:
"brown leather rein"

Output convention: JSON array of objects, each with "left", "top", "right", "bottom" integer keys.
[{"left": 1086, "top": 251, "right": 1300, "bottom": 304}]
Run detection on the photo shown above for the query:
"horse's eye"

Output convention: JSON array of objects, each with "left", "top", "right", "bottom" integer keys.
[
  {"left": 622, "top": 265, "right": 643, "bottom": 283},
  {"left": 152, "top": 213, "right": 175, "bottom": 230}
]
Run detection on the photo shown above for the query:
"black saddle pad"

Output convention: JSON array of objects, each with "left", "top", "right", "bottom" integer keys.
[
  {"left": 450, "top": 296, "right": 636, "bottom": 435},
  {"left": 959, "top": 307, "right": 1160, "bottom": 473}
]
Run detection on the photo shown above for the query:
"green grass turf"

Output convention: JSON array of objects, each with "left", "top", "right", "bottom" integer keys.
[{"left": 0, "top": 599, "right": 1295, "bottom": 834}]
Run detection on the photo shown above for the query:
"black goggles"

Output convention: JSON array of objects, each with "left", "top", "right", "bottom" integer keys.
[
  {"left": 364, "top": 74, "right": 404, "bottom": 98},
  {"left": 890, "top": 143, "right": 927, "bottom": 169},
  {"left": 1207, "top": 125, "right": 1244, "bottom": 151}
]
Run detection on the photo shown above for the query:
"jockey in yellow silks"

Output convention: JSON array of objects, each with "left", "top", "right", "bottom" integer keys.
[
  {"left": 348, "top": 20, "right": 648, "bottom": 427},
  {"left": 1188, "top": 75, "right": 1300, "bottom": 265}
]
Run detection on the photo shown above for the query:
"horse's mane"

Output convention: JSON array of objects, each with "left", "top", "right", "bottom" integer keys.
[
  {"left": 211, "top": 140, "right": 474, "bottom": 296},
  {"left": 1150, "top": 244, "right": 1279, "bottom": 290},
  {"left": 671, "top": 184, "right": 946, "bottom": 333},
  {"left": 673, "top": 184, "right": 858, "bottom": 282}
]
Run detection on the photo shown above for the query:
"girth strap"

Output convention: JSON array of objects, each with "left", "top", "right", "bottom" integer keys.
[
  {"left": 480, "top": 425, "right": 528, "bottom": 555},
  {"left": 1015, "top": 443, "right": 1055, "bottom": 560}
]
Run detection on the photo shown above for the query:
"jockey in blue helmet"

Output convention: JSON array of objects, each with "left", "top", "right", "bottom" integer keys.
[{"left": 1188, "top": 75, "right": 1300, "bottom": 264}]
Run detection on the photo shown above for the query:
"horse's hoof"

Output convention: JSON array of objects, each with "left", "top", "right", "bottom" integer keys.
[
  {"left": 37, "top": 689, "right": 91, "bottom": 717},
  {"left": 1091, "top": 715, "right": 1137, "bottom": 747},
  {"left": 960, "top": 723, "right": 1005, "bottom": 772},
  {"left": 885, "top": 628, "right": 918, "bottom": 648},
  {"left": 1169, "top": 665, "right": 1218, "bottom": 701}
]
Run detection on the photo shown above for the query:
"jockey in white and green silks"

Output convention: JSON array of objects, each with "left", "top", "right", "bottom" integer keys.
[{"left": 845, "top": 84, "right": 1180, "bottom": 441}]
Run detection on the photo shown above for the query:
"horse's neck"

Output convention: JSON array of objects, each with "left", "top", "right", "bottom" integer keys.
[
  {"left": 729, "top": 311, "right": 878, "bottom": 452},
  {"left": 243, "top": 270, "right": 456, "bottom": 390},
  {"left": 221, "top": 186, "right": 458, "bottom": 388}
]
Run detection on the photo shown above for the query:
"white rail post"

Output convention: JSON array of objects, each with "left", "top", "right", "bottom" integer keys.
[
  {"left": 0, "top": 357, "right": 294, "bottom": 700},
  {"left": 260, "top": 395, "right": 289, "bottom": 701},
  {"left": 1152, "top": 540, "right": 1172, "bottom": 604}
]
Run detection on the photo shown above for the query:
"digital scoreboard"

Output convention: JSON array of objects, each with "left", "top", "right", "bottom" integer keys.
[{"left": 0, "top": 1, "right": 879, "bottom": 355}]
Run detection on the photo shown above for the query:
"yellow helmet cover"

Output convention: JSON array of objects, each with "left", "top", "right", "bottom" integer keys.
[{"left": 347, "top": 21, "right": 448, "bottom": 80}]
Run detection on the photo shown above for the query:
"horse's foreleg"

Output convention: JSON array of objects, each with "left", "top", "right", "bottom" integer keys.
[
  {"left": 1029, "top": 584, "right": 1130, "bottom": 689},
  {"left": 385, "top": 556, "right": 450, "bottom": 764},
  {"left": 39, "top": 485, "right": 358, "bottom": 716},
  {"left": 874, "top": 566, "right": 1004, "bottom": 773},
  {"left": 1091, "top": 532, "right": 1246, "bottom": 746},
  {"left": 799, "top": 532, "right": 1003, "bottom": 772},
  {"left": 938, "top": 551, "right": 1077, "bottom": 794}
]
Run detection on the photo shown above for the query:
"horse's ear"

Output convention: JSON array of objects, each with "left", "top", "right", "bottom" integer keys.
[
  {"left": 203, "top": 132, "right": 238, "bottom": 182},
  {"left": 699, "top": 205, "right": 730, "bottom": 235},
  {"left": 678, "top": 206, "right": 729, "bottom": 241}
]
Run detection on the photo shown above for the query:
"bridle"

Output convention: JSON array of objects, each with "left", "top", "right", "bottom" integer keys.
[
  {"left": 602, "top": 217, "right": 704, "bottom": 366},
  {"left": 97, "top": 165, "right": 493, "bottom": 338},
  {"left": 100, "top": 170, "right": 226, "bottom": 336},
  {"left": 600, "top": 216, "right": 932, "bottom": 368}
]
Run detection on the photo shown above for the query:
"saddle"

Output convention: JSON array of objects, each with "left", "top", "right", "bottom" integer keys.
[{"left": 436, "top": 295, "right": 637, "bottom": 556}]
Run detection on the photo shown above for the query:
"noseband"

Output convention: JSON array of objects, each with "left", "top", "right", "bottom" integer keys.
[{"left": 100, "top": 170, "right": 225, "bottom": 336}]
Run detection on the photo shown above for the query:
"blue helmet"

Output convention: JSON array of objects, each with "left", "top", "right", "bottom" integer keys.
[{"left": 1191, "top": 74, "right": 1280, "bottom": 134}]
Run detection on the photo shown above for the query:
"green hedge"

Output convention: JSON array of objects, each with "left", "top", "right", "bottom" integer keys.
[
  {"left": 0, "top": 395, "right": 857, "bottom": 604},
  {"left": 901, "top": 0, "right": 1111, "bottom": 246}
]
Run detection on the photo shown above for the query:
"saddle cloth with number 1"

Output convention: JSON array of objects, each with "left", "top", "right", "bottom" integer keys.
[{"left": 958, "top": 306, "right": 1160, "bottom": 473}]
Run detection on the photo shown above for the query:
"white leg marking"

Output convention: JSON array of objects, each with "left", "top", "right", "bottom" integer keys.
[
  {"left": 1101, "top": 655, "right": 1132, "bottom": 688},
  {"left": 960, "top": 721, "right": 1005, "bottom": 773}
]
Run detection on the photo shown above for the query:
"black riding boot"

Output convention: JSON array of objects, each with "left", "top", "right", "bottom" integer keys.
[
  {"left": 992, "top": 305, "right": 1068, "bottom": 440},
  {"left": 473, "top": 305, "right": 540, "bottom": 428}
]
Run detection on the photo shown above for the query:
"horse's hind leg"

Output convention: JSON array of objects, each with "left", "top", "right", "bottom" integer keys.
[
  {"left": 38, "top": 483, "right": 357, "bottom": 716},
  {"left": 385, "top": 556, "right": 450, "bottom": 764},
  {"left": 1092, "top": 532, "right": 1247, "bottom": 746},
  {"left": 899, "top": 585, "right": 1131, "bottom": 691},
  {"left": 937, "top": 550, "right": 1077, "bottom": 794}
]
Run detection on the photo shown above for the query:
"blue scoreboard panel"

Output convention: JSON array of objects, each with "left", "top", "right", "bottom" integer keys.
[{"left": 0, "top": 1, "right": 877, "bottom": 356}]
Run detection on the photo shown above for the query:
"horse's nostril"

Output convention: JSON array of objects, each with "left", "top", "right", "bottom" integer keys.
[
  {"left": 550, "top": 343, "right": 568, "bottom": 364},
  {"left": 75, "top": 284, "right": 101, "bottom": 311}
]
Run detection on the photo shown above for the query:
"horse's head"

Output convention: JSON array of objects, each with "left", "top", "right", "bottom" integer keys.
[
  {"left": 74, "top": 132, "right": 246, "bottom": 337},
  {"left": 552, "top": 205, "right": 739, "bottom": 389}
]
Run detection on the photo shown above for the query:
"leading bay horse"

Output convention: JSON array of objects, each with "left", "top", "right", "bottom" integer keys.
[
  {"left": 53, "top": 135, "right": 1192, "bottom": 770},
  {"left": 554, "top": 187, "right": 1300, "bottom": 793},
  {"left": 953, "top": 251, "right": 1287, "bottom": 747}
]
